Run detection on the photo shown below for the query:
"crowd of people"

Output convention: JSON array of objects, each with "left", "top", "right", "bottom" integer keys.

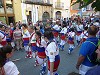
[{"left": 0, "top": 15, "right": 100, "bottom": 75}]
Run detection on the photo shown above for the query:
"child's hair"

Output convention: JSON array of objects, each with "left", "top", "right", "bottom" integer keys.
[
  {"left": 84, "top": 26, "right": 88, "bottom": 30},
  {"left": 63, "top": 24, "right": 66, "bottom": 28},
  {"left": 0, "top": 45, "right": 13, "bottom": 67},
  {"left": 0, "top": 24, "right": 4, "bottom": 28},
  {"left": 44, "top": 31, "right": 54, "bottom": 40},
  {"left": 36, "top": 31, "right": 42, "bottom": 44},
  {"left": 22, "top": 23, "right": 28, "bottom": 28},
  {"left": 29, "top": 25, "right": 36, "bottom": 31},
  {"left": 70, "top": 28, "right": 74, "bottom": 32}
]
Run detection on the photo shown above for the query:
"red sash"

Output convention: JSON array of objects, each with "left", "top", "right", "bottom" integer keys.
[
  {"left": 53, "top": 32, "right": 59, "bottom": 37},
  {"left": 68, "top": 40, "right": 74, "bottom": 44},
  {"left": 60, "top": 34, "right": 66, "bottom": 40},
  {"left": 30, "top": 33, "right": 36, "bottom": 46},
  {"left": 48, "top": 55, "right": 60, "bottom": 72}
]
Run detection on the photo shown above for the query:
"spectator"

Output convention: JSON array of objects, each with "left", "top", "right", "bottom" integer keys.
[
  {"left": 85, "top": 41, "right": 100, "bottom": 75},
  {"left": 13, "top": 26, "right": 22, "bottom": 51},
  {"left": 0, "top": 45, "right": 19, "bottom": 75},
  {"left": 76, "top": 25, "right": 98, "bottom": 75},
  {"left": 63, "top": 18, "right": 67, "bottom": 26}
]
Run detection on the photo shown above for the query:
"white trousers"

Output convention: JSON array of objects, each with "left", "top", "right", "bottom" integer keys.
[
  {"left": 47, "top": 70, "right": 57, "bottom": 75},
  {"left": 36, "top": 56, "right": 46, "bottom": 66},
  {"left": 69, "top": 44, "right": 74, "bottom": 49},
  {"left": 76, "top": 35, "right": 81, "bottom": 41},
  {"left": 60, "top": 40, "right": 66, "bottom": 46},
  {"left": 79, "top": 64, "right": 94, "bottom": 75},
  {"left": 24, "top": 46, "right": 31, "bottom": 52}
]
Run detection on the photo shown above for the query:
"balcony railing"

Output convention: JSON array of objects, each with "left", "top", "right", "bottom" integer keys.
[
  {"left": 23, "top": 0, "right": 52, "bottom": 6},
  {"left": 55, "top": 2, "right": 64, "bottom": 9}
]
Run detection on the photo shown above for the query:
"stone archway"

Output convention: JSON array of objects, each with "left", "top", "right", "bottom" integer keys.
[
  {"left": 42, "top": 12, "right": 50, "bottom": 22},
  {"left": 56, "top": 11, "right": 61, "bottom": 19}
]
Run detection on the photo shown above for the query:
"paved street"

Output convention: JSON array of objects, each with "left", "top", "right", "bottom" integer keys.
[{"left": 11, "top": 43, "right": 80, "bottom": 75}]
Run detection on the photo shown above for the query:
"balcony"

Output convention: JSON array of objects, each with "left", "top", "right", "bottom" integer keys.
[
  {"left": 23, "top": 0, "right": 52, "bottom": 6},
  {"left": 55, "top": 2, "right": 64, "bottom": 9}
]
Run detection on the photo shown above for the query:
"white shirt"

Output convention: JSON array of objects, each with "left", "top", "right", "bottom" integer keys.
[
  {"left": 0, "top": 30, "right": 6, "bottom": 41},
  {"left": 4, "top": 61, "right": 19, "bottom": 75},
  {"left": 46, "top": 42, "right": 59, "bottom": 62},
  {"left": 68, "top": 31, "right": 75, "bottom": 38},
  {"left": 94, "top": 22, "right": 100, "bottom": 27},
  {"left": 60, "top": 27, "right": 67, "bottom": 34},
  {"left": 76, "top": 25, "right": 83, "bottom": 31},
  {"left": 22, "top": 29, "right": 30, "bottom": 38},
  {"left": 30, "top": 32, "right": 36, "bottom": 43},
  {"left": 81, "top": 31, "right": 88, "bottom": 39},
  {"left": 53, "top": 25, "right": 60, "bottom": 31},
  {"left": 37, "top": 38, "right": 47, "bottom": 48},
  {"left": 0, "top": 30, "right": 6, "bottom": 47}
]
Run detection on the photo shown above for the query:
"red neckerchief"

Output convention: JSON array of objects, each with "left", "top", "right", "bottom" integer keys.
[{"left": 30, "top": 32, "right": 35, "bottom": 40}]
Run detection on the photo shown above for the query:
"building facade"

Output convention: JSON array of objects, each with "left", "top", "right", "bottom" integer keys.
[
  {"left": 0, "top": 0, "right": 22, "bottom": 24},
  {"left": 70, "top": 0, "right": 100, "bottom": 17},
  {"left": 21, "top": 0, "right": 53, "bottom": 24},
  {"left": 70, "top": 0, "right": 79, "bottom": 16},
  {"left": 13, "top": 0, "right": 22, "bottom": 23},
  {"left": 53, "top": 0, "right": 70, "bottom": 19}
]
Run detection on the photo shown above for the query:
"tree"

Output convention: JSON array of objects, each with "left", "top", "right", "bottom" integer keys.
[{"left": 71, "top": 0, "right": 100, "bottom": 11}]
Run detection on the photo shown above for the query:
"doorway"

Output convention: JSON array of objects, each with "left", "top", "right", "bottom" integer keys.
[
  {"left": 56, "top": 11, "right": 61, "bottom": 19},
  {"left": 8, "top": 17, "right": 14, "bottom": 25}
]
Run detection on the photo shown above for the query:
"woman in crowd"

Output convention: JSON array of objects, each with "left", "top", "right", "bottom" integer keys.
[{"left": 13, "top": 26, "right": 22, "bottom": 51}]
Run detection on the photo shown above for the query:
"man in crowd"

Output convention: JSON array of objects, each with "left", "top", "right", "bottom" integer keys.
[{"left": 76, "top": 25, "right": 98, "bottom": 75}]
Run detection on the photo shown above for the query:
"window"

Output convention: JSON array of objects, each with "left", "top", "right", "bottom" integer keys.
[
  {"left": 6, "top": 0, "right": 13, "bottom": 14},
  {"left": 0, "top": 0, "right": 4, "bottom": 13},
  {"left": 0, "top": 17, "right": 6, "bottom": 23}
]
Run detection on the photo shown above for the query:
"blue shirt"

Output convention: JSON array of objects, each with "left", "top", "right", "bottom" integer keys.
[{"left": 79, "top": 37, "right": 98, "bottom": 67}]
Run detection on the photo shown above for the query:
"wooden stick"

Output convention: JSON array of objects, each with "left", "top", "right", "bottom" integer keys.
[
  {"left": 12, "top": 58, "right": 21, "bottom": 62},
  {"left": 36, "top": 59, "right": 47, "bottom": 66}
]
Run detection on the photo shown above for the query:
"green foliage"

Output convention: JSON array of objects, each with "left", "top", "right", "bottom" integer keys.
[{"left": 71, "top": 0, "right": 100, "bottom": 11}]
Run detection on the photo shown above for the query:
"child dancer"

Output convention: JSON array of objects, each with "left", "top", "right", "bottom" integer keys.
[
  {"left": 52, "top": 21, "right": 60, "bottom": 43},
  {"left": 67, "top": 28, "right": 75, "bottom": 54},
  {"left": 80, "top": 26, "right": 88, "bottom": 43},
  {"left": 76, "top": 21, "right": 84, "bottom": 46},
  {"left": 35, "top": 31, "right": 47, "bottom": 75},
  {"left": 44, "top": 31, "right": 60, "bottom": 75},
  {"left": 22, "top": 24, "right": 31, "bottom": 58},
  {"left": 0, "top": 24, "right": 6, "bottom": 47},
  {"left": 0, "top": 45, "right": 19, "bottom": 75},
  {"left": 59, "top": 25, "right": 67, "bottom": 51},
  {"left": 28, "top": 26, "right": 37, "bottom": 58}
]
